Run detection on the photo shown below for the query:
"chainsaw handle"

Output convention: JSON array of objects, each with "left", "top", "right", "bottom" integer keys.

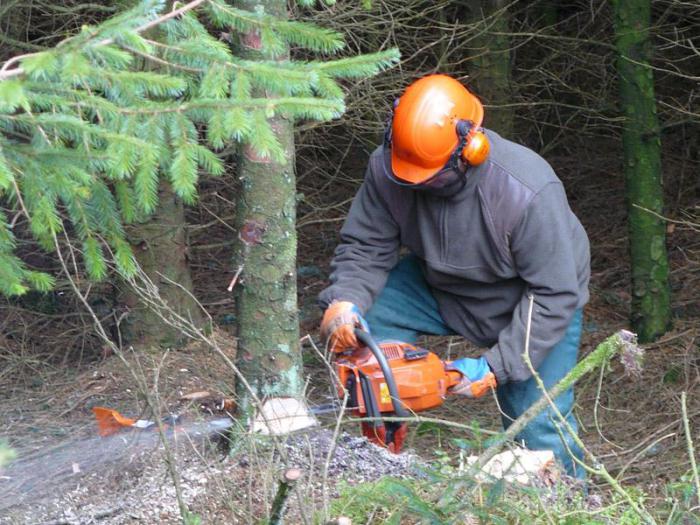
[{"left": 354, "top": 328, "right": 410, "bottom": 418}]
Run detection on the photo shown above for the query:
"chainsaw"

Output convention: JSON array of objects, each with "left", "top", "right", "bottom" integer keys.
[
  {"left": 334, "top": 329, "right": 462, "bottom": 453},
  {"left": 93, "top": 330, "right": 463, "bottom": 453}
]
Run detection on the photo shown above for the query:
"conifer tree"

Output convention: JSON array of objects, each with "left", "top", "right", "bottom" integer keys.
[
  {"left": 0, "top": 0, "right": 397, "bottom": 296},
  {"left": 1, "top": 0, "right": 398, "bottom": 419},
  {"left": 612, "top": 0, "right": 671, "bottom": 342},
  {"left": 205, "top": 0, "right": 399, "bottom": 418},
  {"left": 466, "top": 0, "right": 514, "bottom": 137}
]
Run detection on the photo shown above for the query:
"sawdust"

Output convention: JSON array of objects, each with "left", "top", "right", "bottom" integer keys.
[{"left": 0, "top": 426, "right": 423, "bottom": 525}]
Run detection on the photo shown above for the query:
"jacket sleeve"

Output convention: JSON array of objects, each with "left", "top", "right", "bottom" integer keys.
[
  {"left": 484, "top": 182, "right": 585, "bottom": 384},
  {"left": 318, "top": 165, "right": 400, "bottom": 314}
]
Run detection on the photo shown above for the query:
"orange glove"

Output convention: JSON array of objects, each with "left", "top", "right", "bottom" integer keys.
[{"left": 320, "top": 301, "right": 368, "bottom": 352}]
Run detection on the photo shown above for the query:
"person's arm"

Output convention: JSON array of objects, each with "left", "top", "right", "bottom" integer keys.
[
  {"left": 318, "top": 164, "right": 401, "bottom": 314},
  {"left": 484, "top": 182, "right": 588, "bottom": 384}
]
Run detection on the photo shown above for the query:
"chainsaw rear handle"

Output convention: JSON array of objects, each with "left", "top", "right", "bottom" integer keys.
[{"left": 354, "top": 328, "right": 410, "bottom": 418}]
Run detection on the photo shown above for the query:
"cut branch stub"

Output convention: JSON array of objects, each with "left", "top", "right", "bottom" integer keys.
[
  {"left": 243, "top": 142, "right": 274, "bottom": 163},
  {"left": 239, "top": 219, "right": 266, "bottom": 245},
  {"left": 240, "top": 30, "right": 262, "bottom": 50}
]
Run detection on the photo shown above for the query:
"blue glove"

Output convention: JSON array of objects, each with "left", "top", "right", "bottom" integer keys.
[{"left": 445, "top": 357, "right": 497, "bottom": 398}]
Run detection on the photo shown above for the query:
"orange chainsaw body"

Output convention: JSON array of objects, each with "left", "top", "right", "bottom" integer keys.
[
  {"left": 335, "top": 340, "right": 461, "bottom": 451},
  {"left": 336, "top": 342, "right": 461, "bottom": 414}
]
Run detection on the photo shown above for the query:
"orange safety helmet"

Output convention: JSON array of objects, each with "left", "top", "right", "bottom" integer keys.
[{"left": 388, "top": 75, "right": 490, "bottom": 184}]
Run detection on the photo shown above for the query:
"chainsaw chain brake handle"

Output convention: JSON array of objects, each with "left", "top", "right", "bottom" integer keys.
[{"left": 353, "top": 328, "right": 410, "bottom": 418}]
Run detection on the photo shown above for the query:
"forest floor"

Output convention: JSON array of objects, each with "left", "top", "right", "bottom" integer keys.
[
  {"left": 0, "top": 287, "right": 697, "bottom": 524},
  {"left": 0, "top": 141, "right": 698, "bottom": 523}
]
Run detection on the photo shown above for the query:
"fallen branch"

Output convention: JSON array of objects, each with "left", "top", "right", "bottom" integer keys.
[
  {"left": 681, "top": 391, "right": 700, "bottom": 509},
  {"left": 521, "top": 342, "right": 657, "bottom": 524},
  {"left": 467, "top": 328, "right": 636, "bottom": 478}
]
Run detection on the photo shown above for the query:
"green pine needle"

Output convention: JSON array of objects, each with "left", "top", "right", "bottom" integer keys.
[
  {"left": 207, "top": 111, "right": 227, "bottom": 149},
  {"left": 83, "top": 237, "right": 108, "bottom": 280},
  {"left": 112, "top": 237, "right": 137, "bottom": 277},
  {"left": 134, "top": 150, "right": 159, "bottom": 214},
  {"left": 207, "top": 1, "right": 344, "bottom": 54},
  {"left": 0, "top": 149, "right": 14, "bottom": 191},
  {"left": 114, "top": 180, "right": 136, "bottom": 223},
  {"left": 30, "top": 195, "right": 63, "bottom": 241},
  {"left": 21, "top": 51, "right": 60, "bottom": 81},
  {"left": 245, "top": 60, "right": 317, "bottom": 96},
  {"left": 250, "top": 110, "right": 285, "bottom": 163},
  {"left": 223, "top": 108, "right": 251, "bottom": 142},
  {"left": 23, "top": 270, "right": 55, "bottom": 292},
  {"left": 0, "top": 254, "right": 29, "bottom": 295},
  {"left": 169, "top": 142, "right": 198, "bottom": 204},
  {"left": 230, "top": 71, "right": 252, "bottom": 99},
  {"left": 199, "top": 67, "right": 230, "bottom": 99},
  {"left": 0, "top": 212, "right": 17, "bottom": 252},
  {"left": 61, "top": 52, "right": 92, "bottom": 81},
  {"left": 194, "top": 145, "right": 224, "bottom": 176},
  {"left": 0, "top": 80, "right": 31, "bottom": 113},
  {"left": 84, "top": 43, "right": 134, "bottom": 70},
  {"left": 277, "top": 20, "right": 344, "bottom": 54},
  {"left": 260, "top": 27, "right": 286, "bottom": 58},
  {"left": 314, "top": 48, "right": 401, "bottom": 78},
  {"left": 312, "top": 74, "right": 344, "bottom": 100}
]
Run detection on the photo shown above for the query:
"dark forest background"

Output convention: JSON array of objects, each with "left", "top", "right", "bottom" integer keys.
[{"left": 0, "top": 1, "right": 698, "bottom": 523}]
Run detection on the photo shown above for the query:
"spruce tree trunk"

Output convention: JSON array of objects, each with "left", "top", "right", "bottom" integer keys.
[
  {"left": 233, "top": 0, "right": 304, "bottom": 414},
  {"left": 612, "top": 0, "right": 671, "bottom": 342},
  {"left": 120, "top": 182, "right": 203, "bottom": 347},
  {"left": 118, "top": 13, "right": 204, "bottom": 349},
  {"left": 467, "top": 0, "right": 514, "bottom": 138}
]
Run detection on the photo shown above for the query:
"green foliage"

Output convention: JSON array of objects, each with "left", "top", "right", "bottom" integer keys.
[
  {"left": 331, "top": 467, "right": 697, "bottom": 525},
  {"left": 0, "top": 0, "right": 399, "bottom": 296},
  {"left": 331, "top": 450, "right": 698, "bottom": 525},
  {"left": 0, "top": 440, "right": 14, "bottom": 467},
  {"left": 182, "top": 510, "right": 202, "bottom": 525}
]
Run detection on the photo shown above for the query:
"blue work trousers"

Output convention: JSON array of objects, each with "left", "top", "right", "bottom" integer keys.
[{"left": 364, "top": 255, "right": 584, "bottom": 478}]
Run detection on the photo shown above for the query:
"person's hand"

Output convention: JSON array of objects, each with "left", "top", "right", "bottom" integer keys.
[
  {"left": 446, "top": 357, "right": 497, "bottom": 398},
  {"left": 320, "top": 301, "right": 369, "bottom": 352}
]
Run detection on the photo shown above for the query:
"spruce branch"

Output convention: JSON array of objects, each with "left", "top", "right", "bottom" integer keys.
[
  {"left": 206, "top": 0, "right": 344, "bottom": 54},
  {"left": 0, "top": 0, "right": 208, "bottom": 81},
  {"left": 312, "top": 49, "right": 401, "bottom": 78},
  {"left": 455, "top": 323, "right": 638, "bottom": 490},
  {"left": 0, "top": 0, "right": 398, "bottom": 298},
  {"left": 108, "top": 96, "right": 344, "bottom": 119}
]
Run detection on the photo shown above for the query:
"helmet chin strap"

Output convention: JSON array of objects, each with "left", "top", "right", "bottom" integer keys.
[{"left": 383, "top": 98, "right": 400, "bottom": 149}]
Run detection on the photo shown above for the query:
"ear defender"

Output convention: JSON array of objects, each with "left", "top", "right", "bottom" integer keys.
[{"left": 456, "top": 120, "right": 490, "bottom": 167}]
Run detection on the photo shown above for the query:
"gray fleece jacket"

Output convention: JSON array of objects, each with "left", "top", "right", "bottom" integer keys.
[{"left": 319, "top": 130, "right": 590, "bottom": 384}]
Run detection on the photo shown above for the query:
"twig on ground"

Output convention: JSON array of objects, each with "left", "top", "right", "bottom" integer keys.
[
  {"left": 681, "top": 391, "right": 700, "bottom": 510},
  {"left": 467, "top": 329, "right": 634, "bottom": 476},
  {"left": 517, "top": 296, "right": 657, "bottom": 524},
  {"left": 300, "top": 334, "right": 351, "bottom": 520}
]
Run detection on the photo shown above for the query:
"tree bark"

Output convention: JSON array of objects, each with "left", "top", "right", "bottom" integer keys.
[
  {"left": 233, "top": 0, "right": 304, "bottom": 414},
  {"left": 612, "top": 0, "right": 671, "bottom": 342},
  {"left": 118, "top": 9, "right": 204, "bottom": 349},
  {"left": 120, "top": 182, "right": 203, "bottom": 347},
  {"left": 466, "top": 0, "right": 514, "bottom": 138}
]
